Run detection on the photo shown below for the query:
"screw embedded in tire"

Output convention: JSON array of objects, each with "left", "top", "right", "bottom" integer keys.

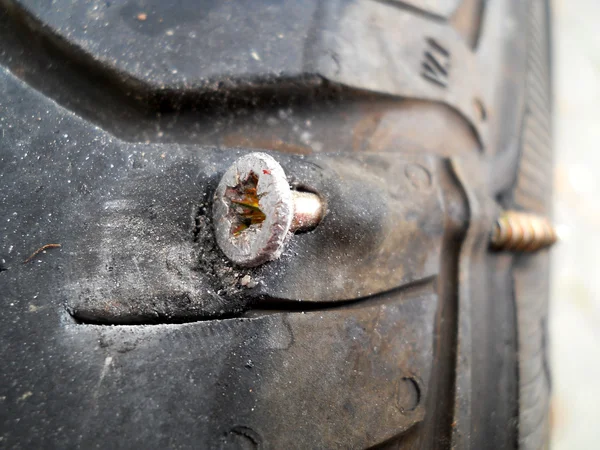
[{"left": 212, "top": 152, "right": 324, "bottom": 267}]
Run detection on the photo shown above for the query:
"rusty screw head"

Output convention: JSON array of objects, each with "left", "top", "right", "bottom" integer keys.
[{"left": 212, "top": 152, "right": 324, "bottom": 267}]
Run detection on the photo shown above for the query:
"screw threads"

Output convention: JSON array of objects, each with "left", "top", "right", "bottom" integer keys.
[{"left": 490, "top": 211, "right": 557, "bottom": 252}]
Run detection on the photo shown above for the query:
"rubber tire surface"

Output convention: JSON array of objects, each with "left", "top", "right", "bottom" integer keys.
[{"left": 0, "top": 0, "right": 552, "bottom": 448}]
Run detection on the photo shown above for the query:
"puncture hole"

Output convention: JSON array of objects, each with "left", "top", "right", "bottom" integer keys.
[{"left": 224, "top": 172, "right": 266, "bottom": 236}]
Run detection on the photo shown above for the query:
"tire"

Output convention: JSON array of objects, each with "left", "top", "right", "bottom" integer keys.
[{"left": 0, "top": 0, "right": 552, "bottom": 448}]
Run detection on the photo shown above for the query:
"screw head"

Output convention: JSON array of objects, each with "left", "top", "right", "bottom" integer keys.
[{"left": 212, "top": 153, "right": 293, "bottom": 267}]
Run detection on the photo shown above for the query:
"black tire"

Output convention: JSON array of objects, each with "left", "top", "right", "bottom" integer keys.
[{"left": 0, "top": 0, "right": 552, "bottom": 448}]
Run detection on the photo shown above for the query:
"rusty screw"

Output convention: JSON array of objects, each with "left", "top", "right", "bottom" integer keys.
[
  {"left": 490, "top": 210, "right": 557, "bottom": 252},
  {"left": 212, "top": 152, "right": 324, "bottom": 267}
]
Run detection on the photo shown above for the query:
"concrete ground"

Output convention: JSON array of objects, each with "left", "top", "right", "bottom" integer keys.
[{"left": 549, "top": 0, "right": 600, "bottom": 448}]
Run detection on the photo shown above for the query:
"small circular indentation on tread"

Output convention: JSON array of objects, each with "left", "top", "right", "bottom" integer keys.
[
  {"left": 397, "top": 376, "right": 421, "bottom": 414},
  {"left": 404, "top": 164, "right": 432, "bottom": 191}
]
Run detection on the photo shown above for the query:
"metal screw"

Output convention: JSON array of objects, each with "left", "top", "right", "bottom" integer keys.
[
  {"left": 212, "top": 152, "right": 324, "bottom": 267},
  {"left": 490, "top": 210, "right": 557, "bottom": 252}
]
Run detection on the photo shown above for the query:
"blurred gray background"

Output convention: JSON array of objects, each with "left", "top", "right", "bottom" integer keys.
[{"left": 550, "top": 0, "right": 600, "bottom": 448}]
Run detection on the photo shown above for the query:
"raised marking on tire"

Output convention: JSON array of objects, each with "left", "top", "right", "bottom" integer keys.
[{"left": 421, "top": 37, "right": 450, "bottom": 88}]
